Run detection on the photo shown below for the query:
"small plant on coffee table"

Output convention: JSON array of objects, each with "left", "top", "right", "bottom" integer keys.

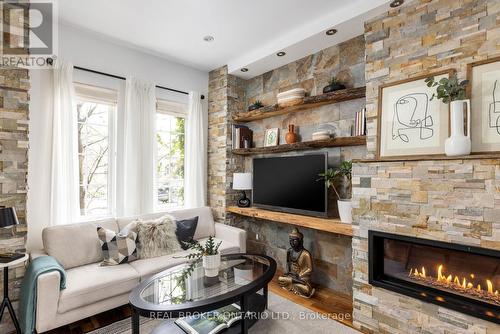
[{"left": 178, "top": 236, "right": 222, "bottom": 282}]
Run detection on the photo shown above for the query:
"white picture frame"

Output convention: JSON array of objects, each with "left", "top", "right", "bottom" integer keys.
[{"left": 264, "top": 128, "right": 279, "bottom": 147}]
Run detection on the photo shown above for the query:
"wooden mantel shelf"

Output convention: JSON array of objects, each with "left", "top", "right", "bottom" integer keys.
[
  {"left": 233, "top": 86, "right": 366, "bottom": 122},
  {"left": 226, "top": 206, "right": 353, "bottom": 237},
  {"left": 232, "top": 136, "right": 366, "bottom": 156}
]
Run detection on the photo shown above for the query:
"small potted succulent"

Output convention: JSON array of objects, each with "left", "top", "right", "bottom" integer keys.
[
  {"left": 323, "top": 76, "right": 346, "bottom": 94},
  {"left": 318, "top": 160, "right": 352, "bottom": 223},
  {"left": 248, "top": 100, "right": 264, "bottom": 111},
  {"left": 182, "top": 236, "right": 222, "bottom": 277}
]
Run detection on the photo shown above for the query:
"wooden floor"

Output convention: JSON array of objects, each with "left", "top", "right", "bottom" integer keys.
[{"left": 39, "top": 275, "right": 353, "bottom": 334}]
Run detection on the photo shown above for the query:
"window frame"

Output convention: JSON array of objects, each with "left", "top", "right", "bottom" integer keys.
[
  {"left": 74, "top": 82, "right": 118, "bottom": 220},
  {"left": 155, "top": 98, "right": 188, "bottom": 212}
]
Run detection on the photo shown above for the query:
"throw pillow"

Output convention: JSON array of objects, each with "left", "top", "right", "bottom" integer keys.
[
  {"left": 97, "top": 227, "right": 138, "bottom": 266},
  {"left": 176, "top": 216, "right": 199, "bottom": 249},
  {"left": 136, "top": 215, "right": 182, "bottom": 259}
]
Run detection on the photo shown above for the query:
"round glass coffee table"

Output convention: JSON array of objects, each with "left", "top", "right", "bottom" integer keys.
[{"left": 129, "top": 254, "right": 276, "bottom": 334}]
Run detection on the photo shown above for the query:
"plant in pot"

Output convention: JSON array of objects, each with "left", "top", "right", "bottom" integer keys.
[
  {"left": 425, "top": 74, "right": 470, "bottom": 156},
  {"left": 323, "top": 76, "right": 346, "bottom": 94},
  {"left": 248, "top": 100, "right": 264, "bottom": 111},
  {"left": 318, "top": 160, "right": 352, "bottom": 224},
  {"left": 181, "top": 236, "right": 223, "bottom": 278}
]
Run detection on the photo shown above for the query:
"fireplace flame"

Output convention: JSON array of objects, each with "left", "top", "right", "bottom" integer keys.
[{"left": 409, "top": 265, "right": 499, "bottom": 305}]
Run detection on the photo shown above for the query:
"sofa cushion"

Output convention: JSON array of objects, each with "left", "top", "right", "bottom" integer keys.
[
  {"left": 169, "top": 207, "right": 215, "bottom": 240},
  {"left": 97, "top": 227, "right": 138, "bottom": 266},
  {"left": 43, "top": 219, "right": 118, "bottom": 269},
  {"left": 176, "top": 216, "right": 199, "bottom": 249},
  {"left": 136, "top": 215, "right": 182, "bottom": 259},
  {"left": 58, "top": 262, "right": 140, "bottom": 313}
]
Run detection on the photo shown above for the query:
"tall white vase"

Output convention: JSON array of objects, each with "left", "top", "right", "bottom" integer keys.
[{"left": 445, "top": 100, "right": 471, "bottom": 156}]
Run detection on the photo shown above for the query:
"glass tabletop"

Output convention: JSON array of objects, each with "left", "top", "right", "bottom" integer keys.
[{"left": 139, "top": 254, "right": 271, "bottom": 307}]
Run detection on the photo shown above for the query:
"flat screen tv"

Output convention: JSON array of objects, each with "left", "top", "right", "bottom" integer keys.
[{"left": 252, "top": 153, "right": 327, "bottom": 217}]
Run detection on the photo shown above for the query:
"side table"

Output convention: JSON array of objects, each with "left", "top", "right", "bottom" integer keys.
[{"left": 0, "top": 253, "right": 28, "bottom": 334}]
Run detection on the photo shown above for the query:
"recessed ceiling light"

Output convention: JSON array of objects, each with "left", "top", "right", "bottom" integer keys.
[
  {"left": 277, "top": 51, "right": 286, "bottom": 57},
  {"left": 326, "top": 29, "right": 337, "bottom": 36},
  {"left": 241, "top": 68, "right": 248, "bottom": 72},
  {"left": 390, "top": 0, "right": 404, "bottom": 7},
  {"left": 203, "top": 35, "right": 215, "bottom": 42}
]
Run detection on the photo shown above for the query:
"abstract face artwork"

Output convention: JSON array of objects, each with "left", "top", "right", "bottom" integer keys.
[
  {"left": 378, "top": 72, "right": 450, "bottom": 158},
  {"left": 470, "top": 58, "right": 500, "bottom": 153}
]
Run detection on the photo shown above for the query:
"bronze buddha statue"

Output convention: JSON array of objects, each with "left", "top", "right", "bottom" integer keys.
[{"left": 278, "top": 228, "right": 315, "bottom": 298}]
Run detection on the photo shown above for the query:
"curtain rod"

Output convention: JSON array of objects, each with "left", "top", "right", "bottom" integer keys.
[{"left": 74, "top": 66, "right": 205, "bottom": 100}]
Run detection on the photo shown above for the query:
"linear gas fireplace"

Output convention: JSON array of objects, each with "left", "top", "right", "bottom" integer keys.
[{"left": 369, "top": 231, "right": 500, "bottom": 324}]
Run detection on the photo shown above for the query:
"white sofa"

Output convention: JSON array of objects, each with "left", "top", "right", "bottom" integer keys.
[{"left": 31, "top": 207, "right": 246, "bottom": 333}]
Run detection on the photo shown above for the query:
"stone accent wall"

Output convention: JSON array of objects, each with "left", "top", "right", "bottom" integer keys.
[
  {"left": 0, "top": 2, "right": 30, "bottom": 333},
  {"left": 364, "top": 0, "right": 500, "bottom": 159},
  {"left": 353, "top": 0, "right": 500, "bottom": 332}
]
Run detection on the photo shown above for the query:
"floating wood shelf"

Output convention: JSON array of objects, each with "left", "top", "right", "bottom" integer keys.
[
  {"left": 232, "top": 136, "right": 366, "bottom": 156},
  {"left": 226, "top": 206, "right": 353, "bottom": 237},
  {"left": 233, "top": 86, "right": 366, "bottom": 122},
  {"left": 354, "top": 153, "right": 500, "bottom": 163}
]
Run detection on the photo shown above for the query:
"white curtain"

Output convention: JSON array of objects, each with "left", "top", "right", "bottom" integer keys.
[
  {"left": 119, "top": 77, "right": 156, "bottom": 216},
  {"left": 27, "top": 61, "right": 80, "bottom": 250},
  {"left": 184, "top": 91, "right": 207, "bottom": 208}
]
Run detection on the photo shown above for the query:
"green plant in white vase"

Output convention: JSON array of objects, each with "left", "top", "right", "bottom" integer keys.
[
  {"left": 181, "top": 236, "right": 222, "bottom": 279},
  {"left": 318, "top": 160, "right": 352, "bottom": 224}
]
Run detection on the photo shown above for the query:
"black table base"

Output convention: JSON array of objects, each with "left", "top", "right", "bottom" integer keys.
[{"left": 1, "top": 267, "right": 21, "bottom": 334}]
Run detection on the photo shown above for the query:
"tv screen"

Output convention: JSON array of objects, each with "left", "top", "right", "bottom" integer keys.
[{"left": 252, "top": 153, "right": 327, "bottom": 217}]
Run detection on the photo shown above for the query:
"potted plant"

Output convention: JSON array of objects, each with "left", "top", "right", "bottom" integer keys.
[
  {"left": 425, "top": 74, "right": 470, "bottom": 156},
  {"left": 248, "top": 100, "right": 264, "bottom": 111},
  {"left": 318, "top": 160, "right": 352, "bottom": 223},
  {"left": 182, "top": 236, "right": 223, "bottom": 277},
  {"left": 323, "top": 76, "right": 346, "bottom": 94}
]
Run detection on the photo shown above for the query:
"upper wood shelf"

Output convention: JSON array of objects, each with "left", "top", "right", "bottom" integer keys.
[
  {"left": 232, "top": 136, "right": 366, "bottom": 156},
  {"left": 226, "top": 206, "right": 353, "bottom": 237},
  {"left": 233, "top": 86, "right": 366, "bottom": 122}
]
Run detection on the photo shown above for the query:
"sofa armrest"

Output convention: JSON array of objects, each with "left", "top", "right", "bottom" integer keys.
[
  {"left": 29, "top": 249, "right": 48, "bottom": 261},
  {"left": 35, "top": 271, "right": 61, "bottom": 333},
  {"left": 214, "top": 223, "right": 246, "bottom": 253}
]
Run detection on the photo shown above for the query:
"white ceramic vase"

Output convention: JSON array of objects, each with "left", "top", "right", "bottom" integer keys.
[
  {"left": 203, "top": 253, "right": 221, "bottom": 277},
  {"left": 337, "top": 199, "right": 352, "bottom": 224},
  {"left": 445, "top": 100, "right": 471, "bottom": 156}
]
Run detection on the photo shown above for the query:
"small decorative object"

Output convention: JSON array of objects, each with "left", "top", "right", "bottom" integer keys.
[
  {"left": 233, "top": 173, "right": 252, "bottom": 208},
  {"left": 323, "top": 76, "right": 346, "bottom": 94},
  {"left": 468, "top": 56, "right": 500, "bottom": 153},
  {"left": 318, "top": 161, "right": 352, "bottom": 224},
  {"left": 278, "top": 228, "right": 315, "bottom": 298},
  {"left": 426, "top": 73, "right": 470, "bottom": 156},
  {"left": 248, "top": 100, "right": 264, "bottom": 111},
  {"left": 182, "top": 236, "right": 223, "bottom": 278},
  {"left": 234, "top": 264, "right": 254, "bottom": 285},
  {"left": 264, "top": 128, "right": 279, "bottom": 147},
  {"left": 312, "top": 130, "right": 331, "bottom": 141},
  {"left": 277, "top": 88, "right": 306, "bottom": 107},
  {"left": 285, "top": 124, "right": 298, "bottom": 144},
  {"left": 378, "top": 70, "right": 451, "bottom": 158}
]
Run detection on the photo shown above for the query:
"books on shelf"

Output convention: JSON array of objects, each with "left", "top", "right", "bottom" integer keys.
[
  {"left": 353, "top": 107, "right": 366, "bottom": 136},
  {"left": 232, "top": 124, "right": 253, "bottom": 149},
  {"left": 175, "top": 303, "right": 241, "bottom": 334}
]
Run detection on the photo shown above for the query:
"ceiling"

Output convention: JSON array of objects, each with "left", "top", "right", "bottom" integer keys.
[{"left": 56, "top": 0, "right": 393, "bottom": 78}]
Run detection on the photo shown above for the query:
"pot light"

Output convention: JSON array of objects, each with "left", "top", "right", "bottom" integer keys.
[
  {"left": 277, "top": 51, "right": 286, "bottom": 57},
  {"left": 241, "top": 68, "right": 248, "bottom": 72},
  {"left": 326, "top": 29, "right": 337, "bottom": 36},
  {"left": 203, "top": 35, "right": 215, "bottom": 42},
  {"left": 390, "top": 0, "right": 404, "bottom": 7}
]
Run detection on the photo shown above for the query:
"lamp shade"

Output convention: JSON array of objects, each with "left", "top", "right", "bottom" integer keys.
[
  {"left": 233, "top": 173, "right": 252, "bottom": 190},
  {"left": 0, "top": 207, "right": 19, "bottom": 228}
]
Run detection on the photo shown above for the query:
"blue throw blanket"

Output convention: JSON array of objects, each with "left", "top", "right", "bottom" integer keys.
[{"left": 19, "top": 256, "right": 66, "bottom": 334}]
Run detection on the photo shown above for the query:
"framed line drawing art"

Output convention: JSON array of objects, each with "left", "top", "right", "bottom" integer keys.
[
  {"left": 264, "top": 128, "right": 279, "bottom": 147},
  {"left": 377, "top": 70, "right": 452, "bottom": 158},
  {"left": 467, "top": 56, "right": 500, "bottom": 153}
]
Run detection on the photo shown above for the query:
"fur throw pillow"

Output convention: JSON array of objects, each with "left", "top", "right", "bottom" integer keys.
[{"left": 136, "top": 215, "right": 182, "bottom": 259}]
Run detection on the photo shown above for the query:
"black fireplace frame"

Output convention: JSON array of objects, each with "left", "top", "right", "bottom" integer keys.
[{"left": 368, "top": 230, "right": 500, "bottom": 324}]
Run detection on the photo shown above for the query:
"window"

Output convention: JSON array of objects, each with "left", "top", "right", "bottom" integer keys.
[
  {"left": 156, "top": 99, "right": 187, "bottom": 210},
  {"left": 75, "top": 83, "right": 117, "bottom": 218}
]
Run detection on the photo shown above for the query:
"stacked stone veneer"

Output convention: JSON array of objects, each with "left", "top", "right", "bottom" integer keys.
[
  {"left": 353, "top": 0, "right": 500, "bottom": 332},
  {"left": 0, "top": 2, "right": 30, "bottom": 333},
  {"left": 208, "top": 36, "right": 368, "bottom": 296}
]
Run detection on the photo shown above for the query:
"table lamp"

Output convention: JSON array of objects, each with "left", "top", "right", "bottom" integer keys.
[
  {"left": 233, "top": 173, "right": 252, "bottom": 208},
  {"left": 0, "top": 207, "right": 19, "bottom": 256}
]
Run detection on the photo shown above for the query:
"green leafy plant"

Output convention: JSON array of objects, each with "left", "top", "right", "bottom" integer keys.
[
  {"left": 425, "top": 74, "right": 468, "bottom": 103},
  {"left": 252, "top": 100, "right": 264, "bottom": 108},
  {"left": 318, "top": 160, "right": 353, "bottom": 200},
  {"left": 177, "top": 236, "right": 222, "bottom": 282}
]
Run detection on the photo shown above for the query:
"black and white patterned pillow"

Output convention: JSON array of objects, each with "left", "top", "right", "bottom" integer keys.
[{"left": 97, "top": 227, "right": 138, "bottom": 266}]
